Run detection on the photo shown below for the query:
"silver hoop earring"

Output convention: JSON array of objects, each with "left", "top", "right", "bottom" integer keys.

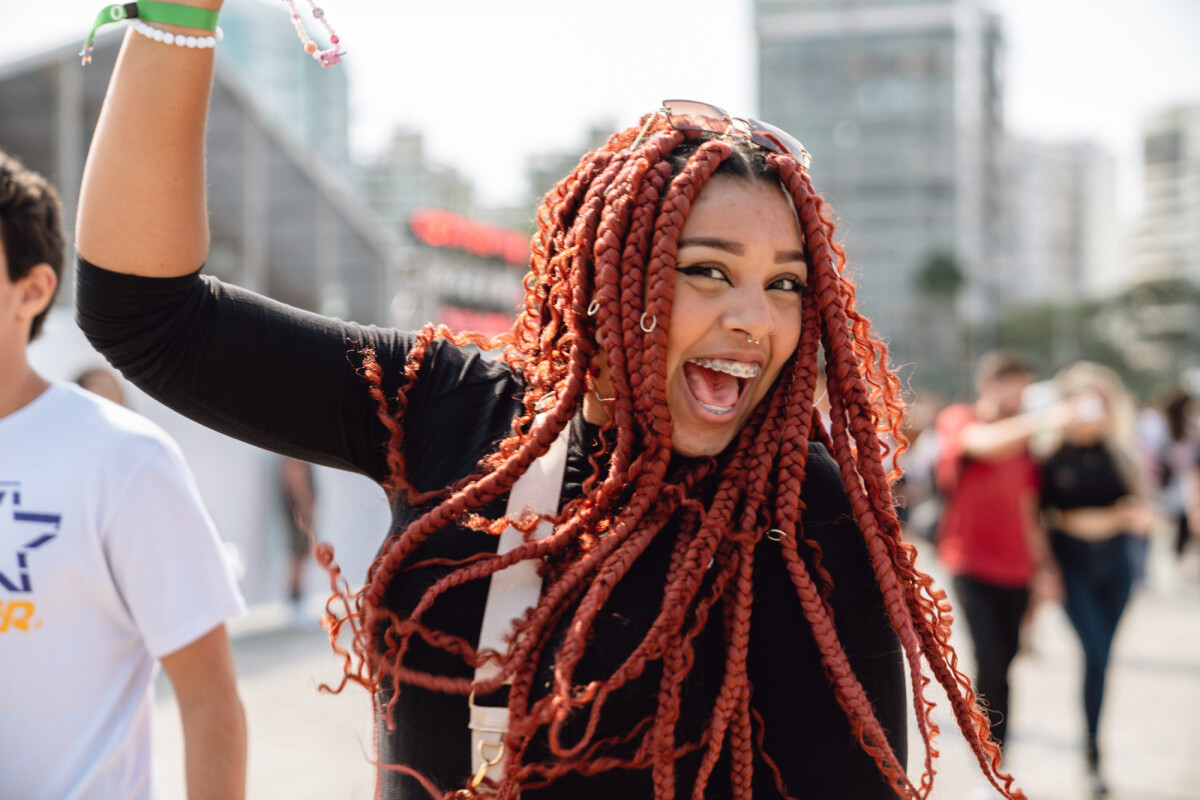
[{"left": 639, "top": 312, "right": 657, "bottom": 333}]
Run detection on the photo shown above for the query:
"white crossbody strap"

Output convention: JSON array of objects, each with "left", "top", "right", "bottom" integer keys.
[{"left": 468, "top": 415, "right": 570, "bottom": 787}]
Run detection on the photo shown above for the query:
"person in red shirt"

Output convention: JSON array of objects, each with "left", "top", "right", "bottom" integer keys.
[{"left": 935, "top": 351, "right": 1064, "bottom": 752}]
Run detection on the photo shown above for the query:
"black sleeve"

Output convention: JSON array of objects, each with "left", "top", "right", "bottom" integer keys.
[{"left": 75, "top": 257, "right": 416, "bottom": 481}]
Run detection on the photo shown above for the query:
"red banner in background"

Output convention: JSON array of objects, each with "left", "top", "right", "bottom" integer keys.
[
  {"left": 437, "top": 305, "right": 515, "bottom": 340},
  {"left": 410, "top": 208, "right": 530, "bottom": 267}
]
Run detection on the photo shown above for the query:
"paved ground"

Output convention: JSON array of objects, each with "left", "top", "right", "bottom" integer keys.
[{"left": 153, "top": 537, "right": 1200, "bottom": 799}]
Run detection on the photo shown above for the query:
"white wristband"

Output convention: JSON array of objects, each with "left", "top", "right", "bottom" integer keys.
[{"left": 129, "top": 18, "right": 224, "bottom": 49}]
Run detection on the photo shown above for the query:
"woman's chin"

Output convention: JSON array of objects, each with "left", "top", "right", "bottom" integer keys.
[
  {"left": 670, "top": 435, "right": 731, "bottom": 458},
  {"left": 669, "top": 419, "right": 740, "bottom": 458}
]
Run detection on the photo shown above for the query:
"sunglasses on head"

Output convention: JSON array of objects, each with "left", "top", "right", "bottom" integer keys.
[{"left": 630, "top": 99, "right": 813, "bottom": 170}]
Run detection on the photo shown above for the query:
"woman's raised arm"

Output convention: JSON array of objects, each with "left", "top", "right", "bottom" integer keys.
[{"left": 77, "top": 0, "right": 223, "bottom": 276}]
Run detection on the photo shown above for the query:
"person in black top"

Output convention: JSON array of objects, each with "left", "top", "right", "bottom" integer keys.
[
  {"left": 73, "top": 7, "right": 1024, "bottom": 799},
  {"left": 1038, "top": 362, "right": 1155, "bottom": 797}
]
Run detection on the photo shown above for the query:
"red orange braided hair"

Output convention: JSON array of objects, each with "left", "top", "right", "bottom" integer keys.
[{"left": 317, "top": 115, "right": 1025, "bottom": 800}]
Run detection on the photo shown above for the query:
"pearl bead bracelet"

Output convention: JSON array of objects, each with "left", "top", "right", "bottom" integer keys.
[{"left": 129, "top": 17, "right": 223, "bottom": 48}]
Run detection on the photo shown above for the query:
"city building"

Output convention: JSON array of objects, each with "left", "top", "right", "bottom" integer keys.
[
  {"left": 755, "top": 0, "right": 1006, "bottom": 370},
  {"left": 1006, "top": 139, "right": 1119, "bottom": 303},
  {"left": 356, "top": 128, "right": 528, "bottom": 336},
  {"left": 358, "top": 129, "right": 475, "bottom": 230},
  {"left": 0, "top": 32, "right": 396, "bottom": 325},
  {"left": 218, "top": 0, "right": 351, "bottom": 174},
  {"left": 1135, "top": 104, "right": 1200, "bottom": 286}
]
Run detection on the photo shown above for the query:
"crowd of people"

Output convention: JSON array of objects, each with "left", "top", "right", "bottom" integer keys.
[
  {"left": 897, "top": 353, "right": 1200, "bottom": 798},
  {"left": 2, "top": 3, "right": 1198, "bottom": 799}
]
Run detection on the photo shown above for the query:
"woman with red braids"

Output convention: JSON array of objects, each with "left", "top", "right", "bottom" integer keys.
[{"left": 74, "top": 5, "right": 1022, "bottom": 799}]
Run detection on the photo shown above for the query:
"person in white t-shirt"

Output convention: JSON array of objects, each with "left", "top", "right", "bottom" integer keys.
[{"left": 0, "top": 149, "right": 248, "bottom": 799}]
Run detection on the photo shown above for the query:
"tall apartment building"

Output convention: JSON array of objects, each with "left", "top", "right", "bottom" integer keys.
[
  {"left": 1006, "top": 139, "right": 1119, "bottom": 304},
  {"left": 1136, "top": 105, "right": 1200, "bottom": 285},
  {"left": 358, "top": 129, "right": 475, "bottom": 229},
  {"left": 756, "top": 0, "right": 1005, "bottom": 366}
]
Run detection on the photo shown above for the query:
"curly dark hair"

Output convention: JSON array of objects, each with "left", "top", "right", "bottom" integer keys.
[{"left": 0, "top": 150, "right": 63, "bottom": 341}]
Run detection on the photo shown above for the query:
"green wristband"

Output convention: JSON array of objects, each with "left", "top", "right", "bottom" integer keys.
[
  {"left": 81, "top": 1, "right": 220, "bottom": 65},
  {"left": 137, "top": 1, "right": 220, "bottom": 31}
]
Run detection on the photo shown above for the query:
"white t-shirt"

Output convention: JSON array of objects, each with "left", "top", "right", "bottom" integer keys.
[{"left": 0, "top": 383, "right": 246, "bottom": 800}]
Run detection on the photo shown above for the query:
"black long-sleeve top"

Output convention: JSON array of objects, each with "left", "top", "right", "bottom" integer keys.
[{"left": 76, "top": 258, "right": 906, "bottom": 799}]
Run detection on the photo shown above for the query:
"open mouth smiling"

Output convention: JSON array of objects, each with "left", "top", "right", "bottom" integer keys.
[{"left": 684, "top": 357, "right": 763, "bottom": 415}]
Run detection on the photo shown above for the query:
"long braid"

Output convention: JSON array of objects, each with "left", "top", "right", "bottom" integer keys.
[
  {"left": 807, "top": 210, "right": 945, "bottom": 798},
  {"left": 794, "top": 196, "right": 936, "bottom": 797},
  {"left": 792, "top": 165, "right": 1017, "bottom": 796},
  {"left": 766, "top": 291, "right": 915, "bottom": 796},
  {"left": 551, "top": 139, "right": 726, "bottom": 696},
  {"left": 686, "top": 381, "right": 791, "bottom": 796},
  {"left": 775, "top": 156, "right": 1024, "bottom": 799},
  {"left": 596, "top": 143, "right": 678, "bottom": 483}
]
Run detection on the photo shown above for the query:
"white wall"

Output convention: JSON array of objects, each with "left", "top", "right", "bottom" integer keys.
[{"left": 29, "top": 306, "right": 392, "bottom": 608}]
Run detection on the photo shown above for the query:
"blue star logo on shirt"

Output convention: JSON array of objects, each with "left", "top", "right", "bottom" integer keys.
[{"left": 0, "top": 482, "right": 61, "bottom": 594}]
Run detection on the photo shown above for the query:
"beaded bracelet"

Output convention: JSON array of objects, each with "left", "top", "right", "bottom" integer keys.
[
  {"left": 129, "top": 17, "right": 223, "bottom": 49},
  {"left": 81, "top": 1, "right": 220, "bottom": 64}
]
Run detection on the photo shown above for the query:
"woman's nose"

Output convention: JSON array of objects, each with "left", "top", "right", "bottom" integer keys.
[{"left": 723, "top": 289, "right": 775, "bottom": 344}]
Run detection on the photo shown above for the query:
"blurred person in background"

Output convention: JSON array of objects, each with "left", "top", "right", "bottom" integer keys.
[
  {"left": 1159, "top": 391, "right": 1198, "bottom": 567},
  {"left": 1135, "top": 390, "right": 1170, "bottom": 488},
  {"left": 895, "top": 398, "right": 944, "bottom": 544},
  {"left": 934, "top": 351, "right": 1074, "bottom": 754},
  {"left": 279, "top": 455, "right": 316, "bottom": 624},
  {"left": 0, "top": 149, "right": 246, "bottom": 799},
  {"left": 1187, "top": 451, "right": 1200, "bottom": 567},
  {"left": 74, "top": 365, "right": 128, "bottom": 406},
  {"left": 1036, "top": 363, "right": 1156, "bottom": 797}
]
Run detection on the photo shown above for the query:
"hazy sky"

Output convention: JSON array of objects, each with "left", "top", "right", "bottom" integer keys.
[{"left": 14, "top": 0, "right": 1200, "bottom": 213}]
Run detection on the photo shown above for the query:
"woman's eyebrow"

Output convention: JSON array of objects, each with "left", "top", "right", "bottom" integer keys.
[
  {"left": 678, "top": 237, "right": 744, "bottom": 255},
  {"left": 678, "top": 238, "right": 806, "bottom": 266}
]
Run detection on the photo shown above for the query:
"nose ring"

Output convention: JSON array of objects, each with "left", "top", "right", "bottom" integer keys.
[{"left": 746, "top": 332, "right": 761, "bottom": 345}]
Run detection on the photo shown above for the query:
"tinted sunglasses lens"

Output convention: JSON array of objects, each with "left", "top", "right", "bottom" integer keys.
[
  {"left": 748, "top": 118, "right": 812, "bottom": 169},
  {"left": 663, "top": 99, "right": 731, "bottom": 135}
]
